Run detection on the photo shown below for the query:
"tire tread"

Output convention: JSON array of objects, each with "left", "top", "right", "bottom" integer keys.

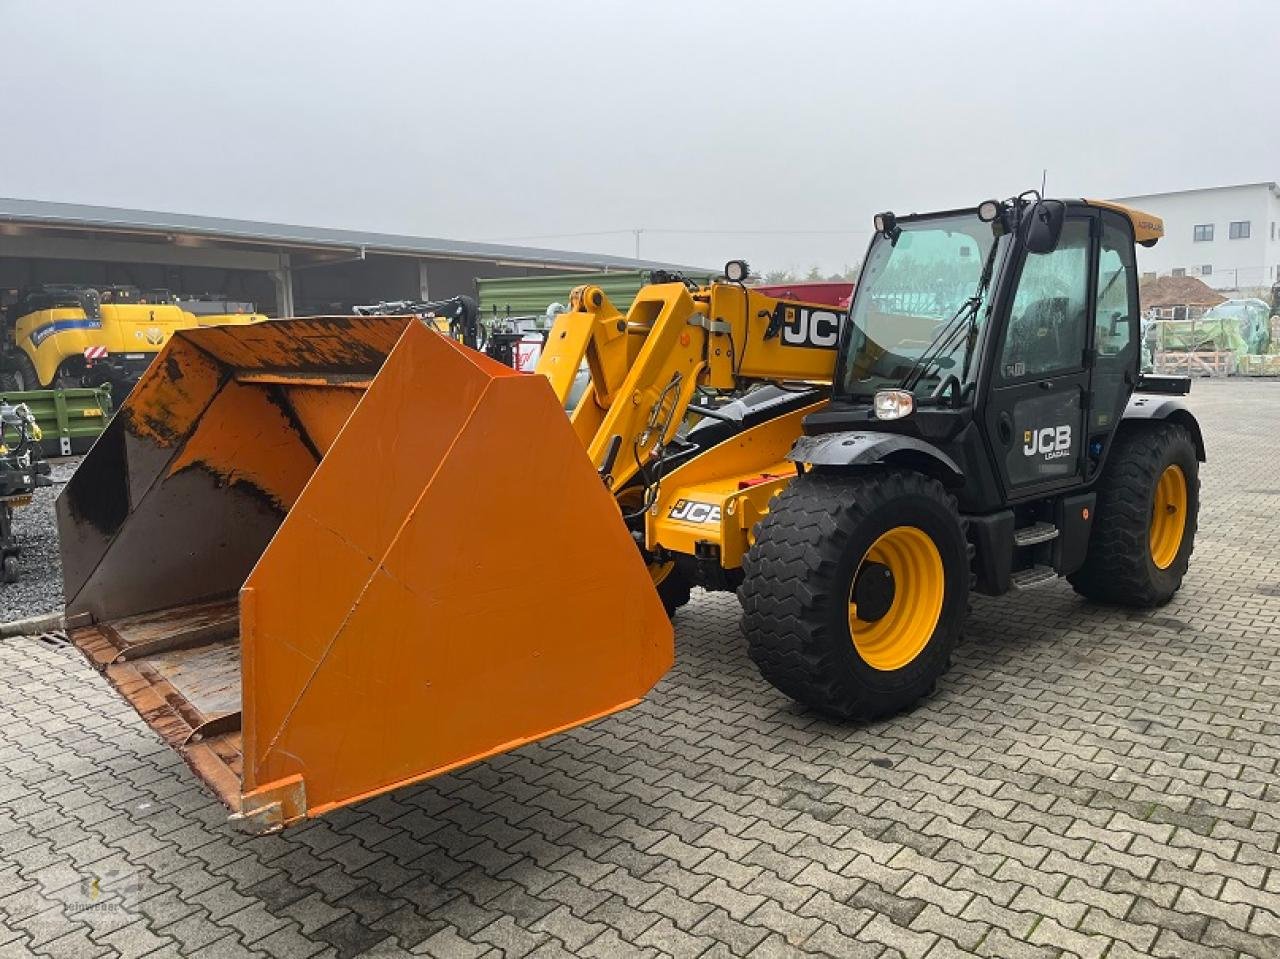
[
  {"left": 1068, "top": 422, "right": 1199, "bottom": 607},
  {"left": 740, "top": 469, "right": 965, "bottom": 719}
]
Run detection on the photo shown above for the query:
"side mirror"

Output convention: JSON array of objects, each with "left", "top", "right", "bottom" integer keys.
[{"left": 1022, "top": 199, "right": 1066, "bottom": 255}]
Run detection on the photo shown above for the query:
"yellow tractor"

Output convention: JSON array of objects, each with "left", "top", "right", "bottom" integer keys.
[
  {"left": 1, "top": 284, "right": 264, "bottom": 394},
  {"left": 58, "top": 193, "right": 1201, "bottom": 830}
]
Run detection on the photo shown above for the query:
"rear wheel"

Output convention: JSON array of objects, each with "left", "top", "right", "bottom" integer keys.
[
  {"left": 1068, "top": 422, "right": 1199, "bottom": 606},
  {"left": 740, "top": 470, "right": 968, "bottom": 720}
]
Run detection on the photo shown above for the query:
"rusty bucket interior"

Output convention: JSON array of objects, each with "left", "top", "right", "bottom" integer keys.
[{"left": 58, "top": 316, "right": 672, "bottom": 831}]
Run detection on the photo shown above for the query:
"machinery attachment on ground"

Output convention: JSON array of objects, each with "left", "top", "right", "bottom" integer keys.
[
  {"left": 0, "top": 401, "right": 52, "bottom": 584},
  {"left": 0, "top": 385, "right": 113, "bottom": 457},
  {"left": 59, "top": 316, "right": 671, "bottom": 831}
]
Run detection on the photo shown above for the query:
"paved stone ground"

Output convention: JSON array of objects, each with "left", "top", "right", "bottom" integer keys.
[{"left": 2, "top": 379, "right": 1279, "bottom": 958}]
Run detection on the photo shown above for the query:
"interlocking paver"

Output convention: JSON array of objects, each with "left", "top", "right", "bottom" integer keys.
[{"left": 3, "top": 380, "right": 1280, "bottom": 957}]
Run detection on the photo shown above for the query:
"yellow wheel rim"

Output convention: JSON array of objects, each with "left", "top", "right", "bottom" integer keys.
[
  {"left": 847, "top": 526, "right": 945, "bottom": 672},
  {"left": 649, "top": 560, "right": 675, "bottom": 587},
  {"left": 1149, "top": 464, "right": 1187, "bottom": 570}
]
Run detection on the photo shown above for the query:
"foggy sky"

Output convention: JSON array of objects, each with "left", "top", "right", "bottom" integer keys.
[{"left": 2, "top": 0, "right": 1276, "bottom": 273}]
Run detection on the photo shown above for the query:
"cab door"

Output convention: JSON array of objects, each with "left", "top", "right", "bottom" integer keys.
[
  {"left": 983, "top": 213, "right": 1096, "bottom": 499},
  {"left": 1085, "top": 210, "right": 1140, "bottom": 481}
]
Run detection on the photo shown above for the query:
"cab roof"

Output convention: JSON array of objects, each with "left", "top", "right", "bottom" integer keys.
[
  {"left": 888, "top": 198, "right": 1164, "bottom": 248},
  {"left": 1085, "top": 199, "right": 1164, "bottom": 247}
]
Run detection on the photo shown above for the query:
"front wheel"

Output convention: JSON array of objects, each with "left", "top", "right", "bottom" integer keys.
[
  {"left": 651, "top": 560, "right": 691, "bottom": 618},
  {"left": 1068, "top": 422, "right": 1199, "bottom": 607},
  {"left": 740, "top": 470, "right": 969, "bottom": 720},
  {"left": 0, "top": 352, "right": 41, "bottom": 393}
]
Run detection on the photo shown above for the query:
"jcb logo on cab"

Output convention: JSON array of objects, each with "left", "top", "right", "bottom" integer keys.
[{"left": 1024, "top": 425, "right": 1072, "bottom": 460}]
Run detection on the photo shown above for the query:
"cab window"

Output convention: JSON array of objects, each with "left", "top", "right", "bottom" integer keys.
[
  {"left": 1094, "top": 217, "right": 1136, "bottom": 361},
  {"left": 999, "top": 218, "right": 1090, "bottom": 380},
  {"left": 1090, "top": 212, "right": 1139, "bottom": 432}
]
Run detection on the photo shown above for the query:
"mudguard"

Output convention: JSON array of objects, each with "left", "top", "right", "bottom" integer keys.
[
  {"left": 1122, "top": 394, "right": 1206, "bottom": 460},
  {"left": 788, "top": 431, "right": 965, "bottom": 486}
]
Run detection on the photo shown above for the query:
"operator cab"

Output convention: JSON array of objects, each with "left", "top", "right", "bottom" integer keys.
[
  {"left": 803, "top": 194, "right": 1173, "bottom": 514},
  {"left": 741, "top": 194, "right": 1202, "bottom": 720}
]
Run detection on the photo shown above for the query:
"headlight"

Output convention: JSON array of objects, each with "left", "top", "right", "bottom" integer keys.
[
  {"left": 873, "top": 211, "right": 898, "bottom": 237},
  {"left": 873, "top": 390, "right": 914, "bottom": 420}
]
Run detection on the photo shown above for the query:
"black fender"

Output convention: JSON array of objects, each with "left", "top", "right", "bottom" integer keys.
[
  {"left": 788, "top": 431, "right": 965, "bottom": 487},
  {"left": 1122, "top": 394, "right": 1206, "bottom": 460}
]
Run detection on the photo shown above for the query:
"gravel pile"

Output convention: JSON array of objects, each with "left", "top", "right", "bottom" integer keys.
[{"left": 1, "top": 456, "right": 80, "bottom": 623}]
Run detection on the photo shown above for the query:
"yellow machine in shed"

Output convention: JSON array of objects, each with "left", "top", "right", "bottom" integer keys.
[{"left": 1, "top": 285, "right": 263, "bottom": 393}]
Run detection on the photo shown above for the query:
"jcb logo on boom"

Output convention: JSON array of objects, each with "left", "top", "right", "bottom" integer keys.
[
  {"left": 778, "top": 307, "right": 842, "bottom": 349},
  {"left": 668, "top": 500, "right": 722, "bottom": 524},
  {"left": 1023, "top": 425, "right": 1072, "bottom": 460}
]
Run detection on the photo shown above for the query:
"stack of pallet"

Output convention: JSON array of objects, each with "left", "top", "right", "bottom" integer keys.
[{"left": 1154, "top": 350, "right": 1238, "bottom": 377}]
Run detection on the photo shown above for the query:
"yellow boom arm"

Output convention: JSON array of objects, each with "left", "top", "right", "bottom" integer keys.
[{"left": 535, "top": 281, "right": 839, "bottom": 492}]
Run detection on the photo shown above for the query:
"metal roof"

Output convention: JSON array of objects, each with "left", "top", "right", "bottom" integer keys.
[
  {"left": 1111, "top": 181, "right": 1279, "bottom": 202},
  {"left": 0, "top": 197, "right": 710, "bottom": 274}
]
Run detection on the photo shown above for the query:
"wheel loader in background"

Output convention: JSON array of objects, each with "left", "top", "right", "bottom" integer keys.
[{"left": 58, "top": 192, "right": 1203, "bottom": 830}]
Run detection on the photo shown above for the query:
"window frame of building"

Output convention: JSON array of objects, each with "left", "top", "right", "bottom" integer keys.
[
  {"left": 1193, "top": 224, "right": 1214, "bottom": 242},
  {"left": 1228, "top": 220, "right": 1251, "bottom": 239},
  {"left": 1201, "top": 265, "right": 1212, "bottom": 276},
  {"left": 1171, "top": 267, "right": 1186, "bottom": 277}
]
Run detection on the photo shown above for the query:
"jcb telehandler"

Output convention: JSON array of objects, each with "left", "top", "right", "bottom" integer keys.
[{"left": 59, "top": 193, "right": 1201, "bottom": 829}]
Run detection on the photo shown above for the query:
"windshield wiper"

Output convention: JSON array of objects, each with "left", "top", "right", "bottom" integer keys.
[
  {"left": 899, "top": 296, "right": 980, "bottom": 393},
  {"left": 899, "top": 240, "right": 1002, "bottom": 396}
]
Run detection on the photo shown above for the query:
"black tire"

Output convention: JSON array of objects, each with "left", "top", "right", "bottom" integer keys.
[
  {"left": 655, "top": 565, "right": 692, "bottom": 618},
  {"left": 740, "top": 469, "right": 969, "bottom": 720},
  {"left": 621, "top": 481, "right": 693, "bottom": 620},
  {"left": 1068, "top": 422, "right": 1199, "bottom": 607},
  {"left": 0, "top": 353, "right": 40, "bottom": 393}
]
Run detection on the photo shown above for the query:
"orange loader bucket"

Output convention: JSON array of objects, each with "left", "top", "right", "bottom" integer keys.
[{"left": 58, "top": 316, "right": 672, "bottom": 831}]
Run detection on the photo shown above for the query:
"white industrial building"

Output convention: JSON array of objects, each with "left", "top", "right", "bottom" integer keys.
[{"left": 1111, "top": 181, "right": 1280, "bottom": 293}]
